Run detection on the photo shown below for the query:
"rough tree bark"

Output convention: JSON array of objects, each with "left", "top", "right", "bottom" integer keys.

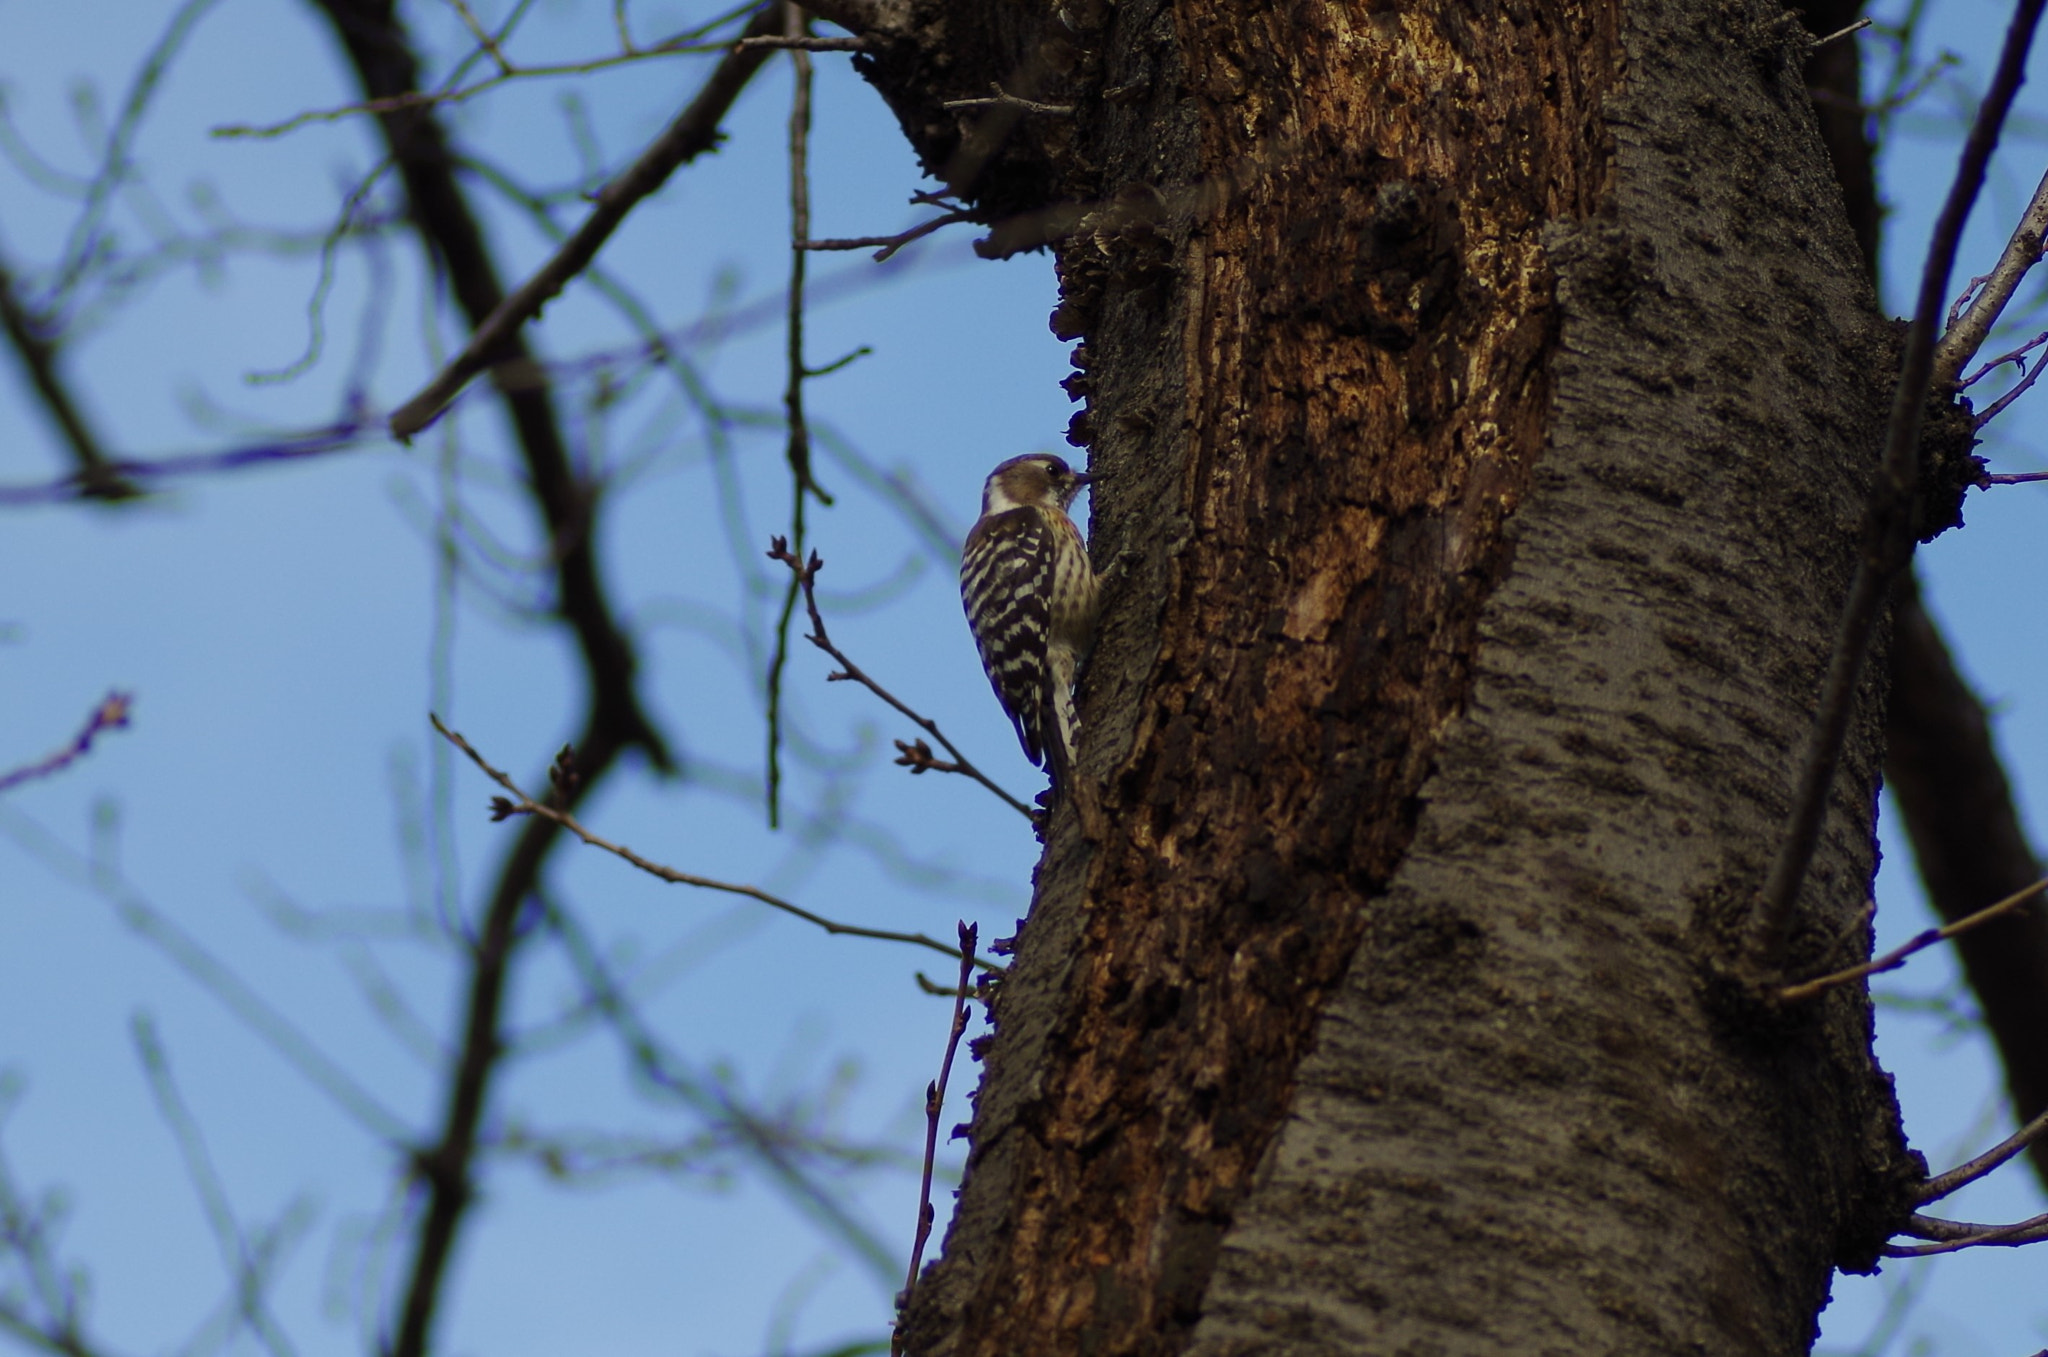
[{"left": 831, "top": 0, "right": 1924, "bottom": 1351}]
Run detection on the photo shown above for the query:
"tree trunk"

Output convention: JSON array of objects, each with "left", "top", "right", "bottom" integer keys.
[{"left": 846, "top": 0, "right": 1921, "bottom": 1351}]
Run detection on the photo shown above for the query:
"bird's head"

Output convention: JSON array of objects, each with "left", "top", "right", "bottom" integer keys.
[{"left": 980, "top": 454, "right": 1094, "bottom": 516}]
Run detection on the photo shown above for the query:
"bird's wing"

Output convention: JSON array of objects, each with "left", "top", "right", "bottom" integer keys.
[{"left": 961, "top": 507, "right": 1055, "bottom": 767}]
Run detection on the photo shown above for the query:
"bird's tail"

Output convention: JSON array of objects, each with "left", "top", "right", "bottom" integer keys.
[{"left": 1044, "top": 647, "right": 1104, "bottom": 839}]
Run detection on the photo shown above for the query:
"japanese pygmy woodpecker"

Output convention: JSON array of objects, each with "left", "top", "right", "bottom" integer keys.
[{"left": 959, "top": 454, "right": 1100, "bottom": 788}]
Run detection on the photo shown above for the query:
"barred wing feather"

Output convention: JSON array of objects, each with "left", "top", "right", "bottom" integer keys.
[{"left": 960, "top": 507, "right": 1055, "bottom": 766}]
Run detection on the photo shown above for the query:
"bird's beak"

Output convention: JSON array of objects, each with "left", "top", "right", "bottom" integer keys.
[{"left": 1072, "top": 470, "right": 1096, "bottom": 488}]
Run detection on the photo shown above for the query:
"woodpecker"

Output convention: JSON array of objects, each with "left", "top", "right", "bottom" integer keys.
[{"left": 960, "top": 453, "right": 1100, "bottom": 789}]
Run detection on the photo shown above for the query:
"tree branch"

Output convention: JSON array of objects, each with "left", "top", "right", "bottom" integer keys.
[
  {"left": 1884, "top": 575, "right": 2048, "bottom": 1184},
  {"left": 539, "top": 897, "right": 902, "bottom": 1280},
  {"left": 386, "top": 4, "right": 783, "bottom": 439},
  {"left": 431, "top": 715, "right": 994, "bottom": 969},
  {"left": 0, "top": 412, "right": 378, "bottom": 508},
  {"left": 1886, "top": 1208, "right": 2048, "bottom": 1255},
  {"left": 1917, "top": 1102, "right": 2048, "bottom": 1204},
  {"left": 1748, "top": 0, "right": 2048, "bottom": 971},
  {"left": 0, "top": 693, "right": 132, "bottom": 794},
  {"left": 1933, "top": 164, "right": 2048, "bottom": 387},
  {"left": 0, "top": 257, "right": 138, "bottom": 500},
  {"left": 768, "top": 3, "right": 827, "bottom": 827},
  {"left": 767, "top": 538, "right": 1036, "bottom": 819},
  {"left": 304, "top": 4, "right": 680, "bottom": 1352},
  {"left": 1797, "top": 0, "right": 2048, "bottom": 1193},
  {"left": 313, "top": 0, "right": 667, "bottom": 774},
  {"left": 894, "top": 921, "right": 976, "bottom": 1354},
  {"left": 1778, "top": 874, "right": 2048, "bottom": 1002}
]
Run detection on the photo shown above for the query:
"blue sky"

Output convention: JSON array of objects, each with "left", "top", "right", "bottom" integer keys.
[{"left": 0, "top": 2, "right": 2044, "bottom": 1355}]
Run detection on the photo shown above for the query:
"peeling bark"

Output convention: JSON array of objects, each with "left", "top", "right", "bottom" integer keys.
[{"left": 849, "top": 0, "right": 1921, "bottom": 1351}]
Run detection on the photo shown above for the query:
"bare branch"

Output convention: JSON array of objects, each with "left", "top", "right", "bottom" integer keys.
[
  {"left": 940, "top": 84, "right": 1074, "bottom": 116},
  {"left": 306, "top": 6, "right": 686, "bottom": 1349},
  {"left": 782, "top": 4, "right": 826, "bottom": 507},
  {"left": 386, "top": 6, "right": 784, "bottom": 439},
  {"left": 801, "top": 210, "right": 975, "bottom": 262},
  {"left": 0, "top": 807, "right": 411, "bottom": 1142},
  {"left": 1885, "top": 573, "right": 2048, "bottom": 1185},
  {"left": 1885, "top": 1208, "right": 2048, "bottom": 1255},
  {"left": 213, "top": 9, "right": 770, "bottom": 143},
  {"left": 132, "top": 1016, "right": 304, "bottom": 1357},
  {"left": 1812, "top": 16, "right": 1873, "bottom": 47},
  {"left": 429, "top": 715, "right": 995, "bottom": 970},
  {"left": 1971, "top": 343, "right": 2048, "bottom": 427},
  {"left": 1934, "top": 165, "right": 2048, "bottom": 387},
  {"left": 442, "top": 0, "right": 512, "bottom": 73},
  {"left": 1747, "top": 0, "right": 2048, "bottom": 973},
  {"left": 0, "top": 258, "right": 138, "bottom": 499},
  {"left": 767, "top": 539, "right": 1037, "bottom": 819},
  {"left": 769, "top": 3, "right": 829, "bottom": 827},
  {"left": 0, "top": 1103, "right": 131, "bottom": 1357},
  {"left": 48, "top": 0, "right": 224, "bottom": 301},
  {"left": 540, "top": 897, "right": 902, "bottom": 1280},
  {"left": 215, "top": 53, "right": 712, "bottom": 140},
  {"left": 1917, "top": 1103, "right": 2048, "bottom": 1204},
  {"left": 734, "top": 34, "right": 870, "bottom": 51},
  {"left": 0, "top": 411, "right": 378, "bottom": 508},
  {"left": 0, "top": 693, "right": 132, "bottom": 794},
  {"left": 1780, "top": 875, "right": 2048, "bottom": 1001},
  {"left": 894, "top": 922, "right": 977, "bottom": 1352},
  {"left": 1957, "top": 329, "right": 2048, "bottom": 388}
]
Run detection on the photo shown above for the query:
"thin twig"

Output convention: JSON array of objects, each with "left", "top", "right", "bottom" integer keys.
[
  {"left": 1934, "top": 165, "right": 2048, "bottom": 386},
  {"left": 133, "top": 1015, "right": 300, "bottom": 1357},
  {"left": 1917, "top": 1102, "right": 2048, "bottom": 1203},
  {"left": 307, "top": 9, "right": 679, "bottom": 1345},
  {"left": 1813, "top": 15, "right": 1874, "bottom": 47},
  {"left": 801, "top": 210, "right": 974, "bottom": 262},
  {"left": 894, "top": 922, "right": 977, "bottom": 1353},
  {"left": 1780, "top": 875, "right": 2048, "bottom": 1001},
  {"left": 0, "top": 410, "right": 378, "bottom": 507},
  {"left": 767, "top": 539, "right": 1035, "bottom": 819},
  {"left": 540, "top": 896, "right": 904, "bottom": 1281},
  {"left": 428, "top": 715, "right": 994, "bottom": 969},
  {"left": 733, "top": 34, "right": 869, "bottom": 51},
  {"left": 1957, "top": 330, "right": 2048, "bottom": 387},
  {"left": 1885, "top": 1208, "right": 2048, "bottom": 1255},
  {"left": 1973, "top": 348, "right": 2048, "bottom": 426},
  {"left": 1883, "top": 573, "right": 2048, "bottom": 1185},
  {"left": 0, "top": 805, "right": 411, "bottom": 1141},
  {"left": 893, "top": 738, "right": 976, "bottom": 778},
  {"left": 1747, "top": 0, "right": 2048, "bottom": 973},
  {"left": 0, "top": 257, "right": 139, "bottom": 499},
  {"left": 768, "top": 3, "right": 828, "bottom": 828},
  {"left": 442, "top": 0, "right": 513, "bottom": 73},
  {"left": 915, "top": 969, "right": 986, "bottom": 997},
  {"left": 1985, "top": 469, "right": 2048, "bottom": 483},
  {"left": 940, "top": 83, "right": 1074, "bottom": 116},
  {"left": 49, "top": 0, "right": 224, "bottom": 300},
  {"left": 0, "top": 692, "right": 133, "bottom": 794},
  {"left": 213, "top": 14, "right": 764, "bottom": 142},
  {"left": 386, "top": 6, "right": 784, "bottom": 439}
]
